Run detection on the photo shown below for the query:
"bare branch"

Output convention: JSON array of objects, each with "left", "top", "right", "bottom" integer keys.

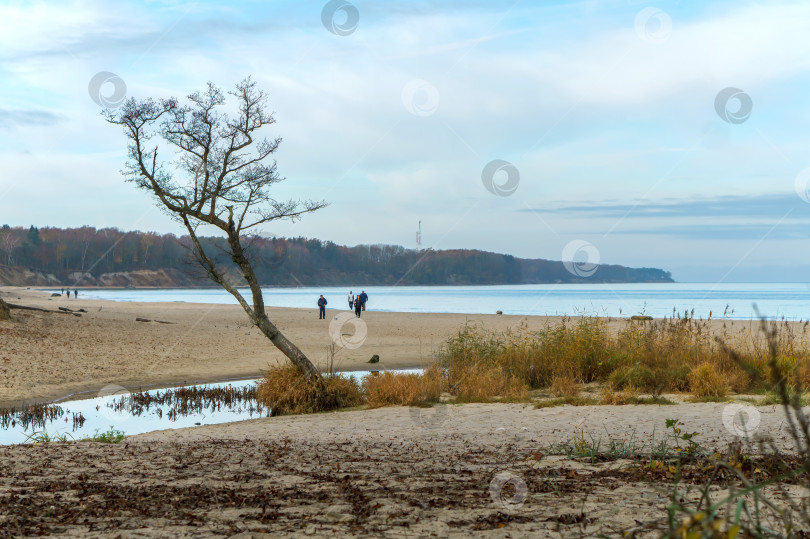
[{"left": 105, "top": 77, "right": 325, "bottom": 379}]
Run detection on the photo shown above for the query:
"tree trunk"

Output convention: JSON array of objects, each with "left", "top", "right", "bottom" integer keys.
[
  {"left": 256, "top": 315, "right": 320, "bottom": 379},
  {"left": 0, "top": 299, "right": 10, "bottom": 321},
  {"left": 227, "top": 229, "right": 321, "bottom": 380}
]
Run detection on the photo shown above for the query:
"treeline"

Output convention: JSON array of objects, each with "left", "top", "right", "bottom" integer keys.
[{"left": 0, "top": 225, "right": 673, "bottom": 286}]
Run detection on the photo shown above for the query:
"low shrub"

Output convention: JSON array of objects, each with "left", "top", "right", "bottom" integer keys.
[
  {"left": 256, "top": 365, "right": 364, "bottom": 416},
  {"left": 452, "top": 364, "right": 529, "bottom": 403},
  {"left": 363, "top": 366, "right": 442, "bottom": 407},
  {"left": 608, "top": 364, "right": 655, "bottom": 392},
  {"left": 549, "top": 373, "right": 580, "bottom": 398},
  {"left": 687, "top": 361, "right": 728, "bottom": 400}
]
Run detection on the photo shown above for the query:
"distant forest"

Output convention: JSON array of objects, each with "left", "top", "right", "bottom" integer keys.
[{"left": 0, "top": 225, "right": 673, "bottom": 286}]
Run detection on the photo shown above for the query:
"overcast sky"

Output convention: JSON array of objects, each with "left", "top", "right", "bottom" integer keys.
[{"left": 2, "top": 0, "right": 810, "bottom": 282}]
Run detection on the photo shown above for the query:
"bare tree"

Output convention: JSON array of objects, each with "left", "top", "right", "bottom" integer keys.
[
  {"left": 0, "top": 227, "right": 20, "bottom": 266},
  {"left": 105, "top": 78, "right": 326, "bottom": 379}
]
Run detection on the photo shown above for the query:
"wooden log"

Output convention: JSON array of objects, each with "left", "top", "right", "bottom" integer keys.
[{"left": 6, "top": 303, "right": 81, "bottom": 316}]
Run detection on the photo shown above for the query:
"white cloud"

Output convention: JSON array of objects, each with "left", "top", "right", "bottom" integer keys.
[{"left": 2, "top": 0, "right": 810, "bottom": 280}]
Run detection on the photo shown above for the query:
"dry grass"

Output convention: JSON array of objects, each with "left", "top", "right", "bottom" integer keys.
[
  {"left": 549, "top": 373, "right": 580, "bottom": 398},
  {"left": 257, "top": 315, "right": 810, "bottom": 416},
  {"left": 687, "top": 361, "right": 728, "bottom": 400},
  {"left": 599, "top": 386, "right": 639, "bottom": 405},
  {"left": 363, "top": 366, "right": 442, "bottom": 407},
  {"left": 256, "top": 365, "right": 364, "bottom": 416},
  {"left": 435, "top": 315, "right": 810, "bottom": 399},
  {"left": 451, "top": 364, "right": 529, "bottom": 402}
]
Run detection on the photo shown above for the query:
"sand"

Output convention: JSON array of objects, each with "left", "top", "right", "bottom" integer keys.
[
  {"left": 1, "top": 286, "right": 807, "bottom": 536},
  {"left": 0, "top": 286, "right": 771, "bottom": 409},
  {"left": 0, "top": 402, "right": 803, "bottom": 536},
  {"left": 0, "top": 286, "right": 544, "bottom": 408}
]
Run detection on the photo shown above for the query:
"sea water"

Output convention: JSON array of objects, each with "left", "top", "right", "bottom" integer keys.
[{"left": 69, "top": 283, "right": 810, "bottom": 320}]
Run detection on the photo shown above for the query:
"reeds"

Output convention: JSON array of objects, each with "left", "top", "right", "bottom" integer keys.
[
  {"left": 363, "top": 365, "right": 442, "bottom": 408},
  {"left": 435, "top": 314, "right": 810, "bottom": 400},
  {"left": 115, "top": 384, "right": 263, "bottom": 418},
  {"left": 252, "top": 313, "right": 810, "bottom": 414},
  {"left": 0, "top": 402, "right": 85, "bottom": 431}
]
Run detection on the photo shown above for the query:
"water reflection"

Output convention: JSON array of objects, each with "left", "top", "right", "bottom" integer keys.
[{"left": 0, "top": 368, "right": 418, "bottom": 445}]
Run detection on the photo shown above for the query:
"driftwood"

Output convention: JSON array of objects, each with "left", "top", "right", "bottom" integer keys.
[
  {"left": 6, "top": 303, "right": 81, "bottom": 317},
  {"left": 136, "top": 317, "right": 176, "bottom": 324}
]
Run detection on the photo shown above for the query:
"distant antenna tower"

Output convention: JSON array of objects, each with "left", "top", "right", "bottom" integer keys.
[{"left": 416, "top": 220, "right": 422, "bottom": 247}]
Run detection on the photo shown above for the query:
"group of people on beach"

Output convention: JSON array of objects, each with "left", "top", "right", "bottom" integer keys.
[
  {"left": 349, "top": 291, "right": 368, "bottom": 317},
  {"left": 317, "top": 290, "right": 369, "bottom": 319},
  {"left": 61, "top": 288, "right": 79, "bottom": 299}
]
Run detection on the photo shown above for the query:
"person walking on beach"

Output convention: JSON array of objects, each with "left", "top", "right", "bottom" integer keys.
[
  {"left": 317, "top": 295, "right": 327, "bottom": 319},
  {"left": 359, "top": 290, "right": 368, "bottom": 311},
  {"left": 348, "top": 291, "right": 354, "bottom": 310},
  {"left": 354, "top": 295, "right": 362, "bottom": 318},
  {"left": 66, "top": 290, "right": 71, "bottom": 299},
  {"left": 74, "top": 289, "right": 78, "bottom": 299}
]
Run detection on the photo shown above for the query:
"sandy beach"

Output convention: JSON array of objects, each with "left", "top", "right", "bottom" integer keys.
[
  {"left": 0, "top": 286, "right": 774, "bottom": 409},
  {"left": 1, "top": 287, "right": 808, "bottom": 536},
  {"left": 0, "top": 401, "right": 803, "bottom": 536},
  {"left": 0, "top": 286, "right": 560, "bottom": 408}
]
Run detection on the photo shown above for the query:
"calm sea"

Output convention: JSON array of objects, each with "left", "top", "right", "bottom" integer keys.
[{"left": 62, "top": 283, "right": 810, "bottom": 321}]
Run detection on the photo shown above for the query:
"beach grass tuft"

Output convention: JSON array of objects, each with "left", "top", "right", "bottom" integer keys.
[
  {"left": 687, "top": 361, "right": 729, "bottom": 399},
  {"left": 256, "top": 364, "right": 364, "bottom": 416},
  {"left": 363, "top": 365, "right": 442, "bottom": 407}
]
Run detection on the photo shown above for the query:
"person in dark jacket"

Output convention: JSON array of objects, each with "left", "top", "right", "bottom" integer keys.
[
  {"left": 317, "top": 295, "right": 327, "bottom": 319},
  {"left": 354, "top": 296, "right": 362, "bottom": 318},
  {"left": 359, "top": 290, "right": 368, "bottom": 311}
]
